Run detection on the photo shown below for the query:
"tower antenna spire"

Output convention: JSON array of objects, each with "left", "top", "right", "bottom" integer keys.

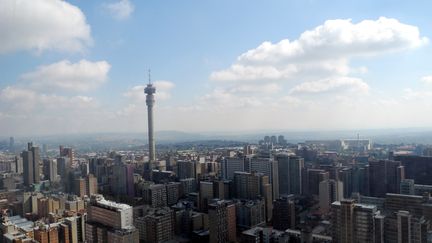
[{"left": 148, "top": 69, "right": 151, "bottom": 84}]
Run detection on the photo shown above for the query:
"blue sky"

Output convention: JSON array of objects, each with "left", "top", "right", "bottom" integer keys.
[{"left": 1, "top": 0, "right": 432, "bottom": 135}]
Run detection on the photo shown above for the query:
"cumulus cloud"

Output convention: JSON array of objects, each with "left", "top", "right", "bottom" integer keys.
[
  {"left": 211, "top": 17, "right": 427, "bottom": 82},
  {"left": 0, "top": 0, "right": 91, "bottom": 54},
  {"left": 21, "top": 60, "right": 111, "bottom": 92},
  {"left": 124, "top": 80, "right": 175, "bottom": 102},
  {"left": 104, "top": 0, "right": 134, "bottom": 20},
  {"left": 289, "top": 77, "right": 369, "bottom": 94}
]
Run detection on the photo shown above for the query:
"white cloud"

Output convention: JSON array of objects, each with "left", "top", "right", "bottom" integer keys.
[
  {"left": 230, "top": 83, "right": 282, "bottom": 94},
  {"left": 289, "top": 76, "right": 369, "bottom": 94},
  {"left": 421, "top": 75, "right": 432, "bottom": 84},
  {"left": 124, "top": 80, "right": 175, "bottom": 102},
  {"left": 211, "top": 17, "right": 427, "bottom": 82},
  {"left": 104, "top": 0, "right": 134, "bottom": 20},
  {"left": 0, "top": 0, "right": 91, "bottom": 54},
  {"left": 0, "top": 86, "right": 97, "bottom": 113},
  {"left": 21, "top": 60, "right": 111, "bottom": 92}
]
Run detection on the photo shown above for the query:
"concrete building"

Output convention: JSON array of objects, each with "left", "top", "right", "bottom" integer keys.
[
  {"left": 248, "top": 157, "right": 279, "bottom": 199},
  {"left": 222, "top": 157, "right": 246, "bottom": 180},
  {"left": 319, "top": 179, "right": 343, "bottom": 214},
  {"left": 235, "top": 199, "right": 266, "bottom": 229},
  {"left": 331, "top": 199, "right": 382, "bottom": 243},
  {"left": 85, "top": 194, "right": 138, "bottom": 242},
  {"left": 233, "top": 171, "right": 260, "bottom": 200},
  {"left": 272, "top": 197, "right": 295, "bottom": 231},
  {"left": 22, "top": 142, "right": 41, "bottom": 186},
  {"left": 368, "top": 160, "right": 405, "bottom": 197},
  {"left": 136, "top": 207, "right": 174, "bottom": 243},
  {"left": 177, "top": 160, "right": 196, "bottom": 179},
  {"left": 276, "top": 154, "right": 304, "bottom": 195},
  {"left": 208, "top": 200, "right": 237, "bottom": 243},
  {"left": 143, "top": 184, "right": 168, "bottom": 208}
]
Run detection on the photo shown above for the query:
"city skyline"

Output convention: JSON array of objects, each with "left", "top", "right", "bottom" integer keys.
[{"left": 2, "top": 0, "right": 432, "bottom": 136}]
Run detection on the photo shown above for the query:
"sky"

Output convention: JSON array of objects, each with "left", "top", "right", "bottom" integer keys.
[{"left": 1, "top": 0, "right": 432, "bottom": 136}]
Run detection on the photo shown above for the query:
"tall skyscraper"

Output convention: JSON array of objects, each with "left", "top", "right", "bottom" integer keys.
[
  {"left": 144, "top": 77, "right": 156, "bottom": 163},
  {"left": 22, "top": 142, "right": 41, "bottom": 186},
  {"left": 276, "top": 154, "right": 304, "bottom": 195}
]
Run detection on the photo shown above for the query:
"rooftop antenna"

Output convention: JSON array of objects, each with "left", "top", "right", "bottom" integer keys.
[{"left": 148, "top": 69, "right": 152, "bottom": 85}]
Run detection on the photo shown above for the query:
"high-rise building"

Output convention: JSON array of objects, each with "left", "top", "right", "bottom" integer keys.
[
  {"left": 86, "top": 174, "right": 98, "bottom": 196},
  {"left": 177, "top": 160, "right": 196, "bottom": 179},
  {"left": 248, "top": 157, "right": 279, "bottom": 199},
  {"left": 59, "top": 146, "right": 74, "bottom": 166},
  {"left": 222, "top": 157, "right": 246, "bottom": 180},
  {"left": 180, "top": 178, "right": 196, "bottom": 196},
  {"left": 199, "top": 181, "right": 214, "bottom": 212},
  {"left": 400, "top": 179, "right": 415, "bottom": 195},
  {"left": 272, "top": 197, "right": 295, "bottom": 231},
  {"left": 74, "top": 178, "right": 86, "bottom": 197},
  {"left": 338, "top": 168, "right": 353, "bottom": 198},
  {"left": 319, "top": 179, "right": 343, "bottom": 214},
  {"left": 166, "top": 182, "right": 181, "bottom": 205},
  {"left": 110, "top": 162, "right": 135, "bottom": 197},
  {"left": 143, "top": 184, "right": 168, "bottom": 208},
  {"left": 276, "top": 154, "right": 304, "bottom": 195},
  {"left": 331, "top": 199, "right": 381, "bottom": 243},
  {"left": 233, "top": 171, "right": 260, "bottom": 200},
  {"left": 144, "top": 79, "right": 156, "bottom": 163},
  {"left": 85, "top": 194, "right": 138, "bottom": 242},
  {"left": 137, "top": 207, "right": 174, "bottom": 243},
  {"left": 208, "top": 200, "right": 237, "bottom": 243},
  {"left": 394, "top": 155, "right": 432, "bottom": 185},
  {"left": 369, "top": 160, "right": 405, "bottom": 197},
  {"left": 235, "top": 199, "right": 266, "bottom": 229},
  {"left": 22, "top": 142, "right": 41, "bottom": 186},
  {"left": 306, "top": 169, "right": 329, "bottom": 196},
  {"left": 43, "top": 158, "right": 58, "bottom": 182}
]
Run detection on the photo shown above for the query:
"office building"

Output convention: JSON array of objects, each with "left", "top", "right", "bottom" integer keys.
[
  {"left": 43, "top": 158, "right": 58, "bottom": 182},
  {"left": 22, "top": 142, "right": 41, "bottom": 186},
  {"left": 272, "top": 197, "right": 295, "bottom": 231},
  {"left": 136, "top": 207, "right": 174, "bottom": 243},
  {"left": 369, "top": 160, "right": 405, "bottom": 197},
  {"left": 235, "top": 199, "right": 266, "bottom": 229},
  {"left": 222, "top": 157, "right": 246, "bottom": 180},
  {"left": 276, "top": 154, "right": 304, "bottom": 195},
  {"left": 319, "top": 179, "right": 343, "bottom": 214},
  {"left": 331, "top": 199, "right": 380, "bottom": 243},
  {"left": 143, "top": 184, "right": 168, "bottom": 208},
  {"left": 248, "top": 157, "right": 279, "bottom": 199},
  {"left": 233, "top": 171, "right": 260, "bottom": 200},
  {"left": 85, "top": 194, "right": 138, "bottom": 242},
  {"left": 208, "top": 200, "right": 237, "bottom": 243},
  {"left": 394, "top": 155, "right": 432, "bottom": 185},
  {"left": 177, "top": 160, "right": 196, "bottom": 179}
]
